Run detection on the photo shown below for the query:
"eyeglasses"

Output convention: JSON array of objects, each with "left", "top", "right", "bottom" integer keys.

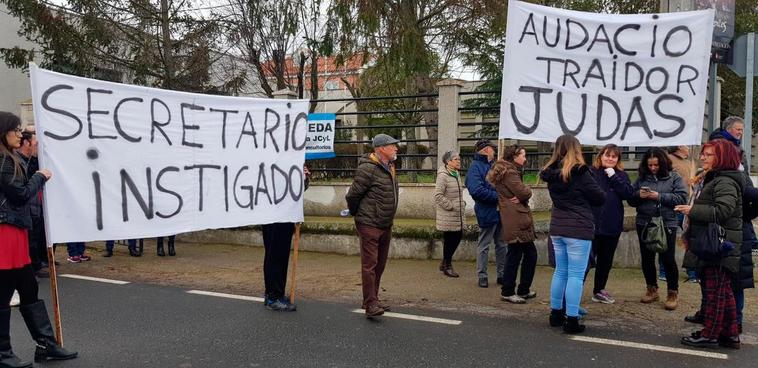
[
  {"left": 700, "top": 153, "right": 716, "bottom": 158},
  {"left": 13, "top": 127, "right": 23, "bottom": 134}
]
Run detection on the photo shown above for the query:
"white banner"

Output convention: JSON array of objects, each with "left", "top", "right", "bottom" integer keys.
[
  {"left": 30, "top": 65, "right": 308, "bottom": 243},
  {"left": 499, "top": 1, "right": 714, "bottom": 146}
]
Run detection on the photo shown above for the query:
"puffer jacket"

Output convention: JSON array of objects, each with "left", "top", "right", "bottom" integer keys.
[
  {"left": 540, "top": 163, "right": 606, "bottom": 240},
  {"left": 345, "top": 153, "right": 399, "bottom": 229},
  {"left": 0, "top": 154, "right": 46, "bottom": 229},
  {"left": 737, "top": 176, "right": 756, "bottom": 289},
  {"left": 434, "top": 167, "right": 465, "bottom": 232},
  {"left": 488, "top": 159, "right": 535, "bottom": 244},
  {"left": 464, "top": 153, "right": 499, "bottom": 228},
  {"left": 628, "top": 173, "right": 688, "bottom": 228},
  {"left": 687, "top": 170, "right": 743, "bottom": 274}
]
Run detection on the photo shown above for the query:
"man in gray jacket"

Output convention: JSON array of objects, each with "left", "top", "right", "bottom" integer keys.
[{"left": 345, "top": 134, "right": 400, "bottom": 318}]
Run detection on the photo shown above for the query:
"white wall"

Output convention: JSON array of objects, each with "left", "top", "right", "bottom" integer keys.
[{"left": 0, "top": 4, "right": 35, "bottom": 116}]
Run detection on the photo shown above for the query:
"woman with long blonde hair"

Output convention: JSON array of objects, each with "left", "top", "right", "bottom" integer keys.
[{"left": 540, "top": 135, "right": 605, "bottom": 333}]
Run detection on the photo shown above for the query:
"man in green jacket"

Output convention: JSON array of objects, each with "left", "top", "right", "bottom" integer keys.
[{"left": 345, "top": 134, "right": 400, "bottom": 318}]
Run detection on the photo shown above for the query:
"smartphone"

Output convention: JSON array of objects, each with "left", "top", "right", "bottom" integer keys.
[{"left": 640, "top": 186, "right": 651, "bottom": 193}]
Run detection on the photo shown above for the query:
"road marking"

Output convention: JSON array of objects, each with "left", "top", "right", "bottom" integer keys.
[
  {"left": 569, "top": 336, "right": 728, "bottom": 360},
  {"left": 59, "top": 274, "right": 130, "bottom": 285},
  {"left": 350, "top": 309, "right": 462, "bottom": 325},
  {"left": 186, "top": 290, "right": 265, "bottom": 303}
]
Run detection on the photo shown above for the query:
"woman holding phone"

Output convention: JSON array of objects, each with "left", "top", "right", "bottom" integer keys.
[{"left": 628, "top": 148, "right": 688, "bottom": 310}]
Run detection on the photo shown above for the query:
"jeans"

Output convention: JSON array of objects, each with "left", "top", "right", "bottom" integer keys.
[
  {"left": 550, "top": 236, "right": 592, "bottom": 317},
  {"left": 66, "top": 242, "right": 85, "bottom": 257},
  {"left": 637, "top": 225, "right": 679, "bottom": 291},
  {"left": 476, "top": 224, "right": 507, "bottom": 279},
  {"left": 501, "top": 242, "right": 537, "bottom": 296},
  {"left": 735, "top": 288, "right": 745, "bottom": 327}
]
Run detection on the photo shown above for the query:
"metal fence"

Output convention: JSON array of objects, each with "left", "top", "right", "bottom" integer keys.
[{"left": 308, "top": 86, "right": 656, "bottom": 181}]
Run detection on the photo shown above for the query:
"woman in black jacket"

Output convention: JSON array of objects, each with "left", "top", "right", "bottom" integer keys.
[
  {"left": 628, "top": 148, "right": 687, "bottom": 310},
  {"left": 0, "top": 112, "right": 77, "bottom": 367},
  {"left": 540, "top": 135, "right": 605, "bottom": 334}
]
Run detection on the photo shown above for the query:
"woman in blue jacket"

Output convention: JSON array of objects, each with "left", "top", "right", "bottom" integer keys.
[{"left": 590, "top": 144, "right": 634, "bottom": 304}]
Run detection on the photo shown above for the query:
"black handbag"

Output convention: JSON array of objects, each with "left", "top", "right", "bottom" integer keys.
[
  {"left": 641, "top": 205, "right": 668, "bottom": 253},
  {"left": 690, "top": 208, "right": 725, "bottom": 261}
]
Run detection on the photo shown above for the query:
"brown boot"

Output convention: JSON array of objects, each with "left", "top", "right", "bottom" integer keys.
[
  {"left": 439, "top": 260, "right": 447, "bottom": 272},
  {"left": 641, "top": 286, "right": 659, "bottom": 303},
  {"left": 443, "top": 264, "right": 460, "bottom": 278},
  {"left": 664, "top": 290, "right": 678, "bottom": 310}
]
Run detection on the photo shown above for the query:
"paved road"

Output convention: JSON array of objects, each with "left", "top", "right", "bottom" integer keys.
[{"left": 7, "top": 276, "right": 755, "bottom": 367}]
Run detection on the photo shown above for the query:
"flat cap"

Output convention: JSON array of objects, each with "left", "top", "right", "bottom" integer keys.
[
  {"left": 372, "top": 133, "right": 400, "bottom": 148},
  {"left": 474, "top": 139, "right": 496, "bottom": 152}
]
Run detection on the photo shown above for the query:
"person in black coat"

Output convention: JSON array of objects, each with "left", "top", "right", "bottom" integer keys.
[
  {"left": 735, "top": 174, "right": 756, "bottom": 332},
  {"left": 540, "top": 134, "right": 605, "bottom": 334}
]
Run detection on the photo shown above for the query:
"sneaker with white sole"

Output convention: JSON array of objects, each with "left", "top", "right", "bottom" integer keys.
[
  {"left": 592, "top": 290, "right": 616, "bottom": 304},
  {"left": 501, "top": 295, "right": 526, "bottom": 304},
  {"left": 66, "top": 256, "right": 81, "bottom": 263},
  {"left": 518, "top": 291, "right": 537, "bottom": 299}
]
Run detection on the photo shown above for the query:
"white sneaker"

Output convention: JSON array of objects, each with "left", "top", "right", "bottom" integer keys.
[
  {"left": 9, "top": 291, "right": 20, "bottom": 307},
  {"left": 501, "top": 295, "right": 526, "bottom": 304}
]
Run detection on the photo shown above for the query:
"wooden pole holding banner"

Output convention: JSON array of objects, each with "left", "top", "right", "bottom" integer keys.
[
  {"left": 46, "top": 245, "right": 63, "bottom": 345},
  {"left": 497, "top": 139, "right": 504, "bottom": 160},
  {"left": 288, "top": 223, "right": 302, "bottom": 303}
]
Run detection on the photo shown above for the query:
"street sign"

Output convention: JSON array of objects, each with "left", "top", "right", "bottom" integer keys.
[
  {"left": 727, "top": 33, "right": 758, "bottom": 78},
  {"left": 695, "top": 0, "right": 736, "bottom": 63}
]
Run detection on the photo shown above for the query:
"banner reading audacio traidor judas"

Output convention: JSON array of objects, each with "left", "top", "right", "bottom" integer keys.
[
  {"left": 30, "top": 64, "right": 309, "bottom": 244},
  {"left": 499, "top": 0, "right": 715, "bottom": 146}
]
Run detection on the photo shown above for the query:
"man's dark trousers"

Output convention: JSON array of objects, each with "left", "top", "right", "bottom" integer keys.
[
  {"left": 357, "top": 224, "right": 392, "bottom": 308},
  {"left": 29, "top": 215, "right": 47, "bottom": 270},
  {"left": 262, "top": 223, "right": 295, "bottom": 300}
]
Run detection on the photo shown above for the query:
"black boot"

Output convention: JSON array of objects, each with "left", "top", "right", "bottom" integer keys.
[
  {"left": 157, "top": 239, "right": 165, "bottom": 257},
  {"left": 18, "top": 301, "right": 78, "bottom": 362},
  {"left": 0, "top": 308, "right": 32, "bottom": 368},
  {"left": 563, "top": 316, "right": 586, "bottom": 334},
  {"left": 128, "top": 245, "right": 141, "bottom": 257},
  {"left": 549, "top": 308, "right": 566, "bottom": 327},
  {"left": 168, "top": 239, "right": 176, "bottom": 257}
]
